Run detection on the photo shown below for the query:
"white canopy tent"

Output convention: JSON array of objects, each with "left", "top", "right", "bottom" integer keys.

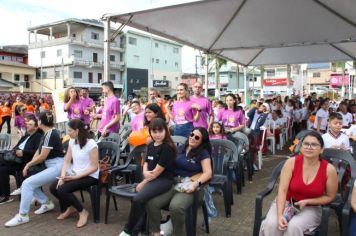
[{"left": 101, "top": 0, "right": 356, "bottom": 98}]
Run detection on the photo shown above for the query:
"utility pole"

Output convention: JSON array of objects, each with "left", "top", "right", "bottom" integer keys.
[{"left": 40, "top": 39, "right": 43, "bottom": 97}]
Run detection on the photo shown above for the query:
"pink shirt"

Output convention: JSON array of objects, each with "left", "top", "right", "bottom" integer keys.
[
  {"left": 80, "top": 97, "right": 94, "bottom": 125},
  {"left": 217, "top": 108, "right": 245, "bottom": 129},
  {"left": 172, "top": 100, "right": 195, "bottom": 125},
  {"left": 209, "top": 134, "right": 227, "bottom": 140},
  {"left": 99, "top": 96, "right": 120, "bottom": 133},
  {"left": 131, "top": 111, "right": 145, "bottom": 131},
  {"left": 190, "top": 96, "right": 213, "bottom": 129},
  {"left": 66, "top": 100, "right": 84, "bottom": 120}
]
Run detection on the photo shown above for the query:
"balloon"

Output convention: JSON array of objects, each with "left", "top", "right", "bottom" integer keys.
[
  {"left": 309, "top": 115, "right": 315, "bottom": 123},
  {"left": 128, "top": 130, "right": 148, "bottom": 147}
]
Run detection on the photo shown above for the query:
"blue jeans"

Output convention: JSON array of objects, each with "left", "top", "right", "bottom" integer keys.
[
  {"left": 174, "top": 122, "right": 194, "bottom": 138},
  {"left": 20, "top": 157, "right": 63, "bottom": 214},
  {"left": 350, "top": 212, "right": 356, "bottom": 236}
]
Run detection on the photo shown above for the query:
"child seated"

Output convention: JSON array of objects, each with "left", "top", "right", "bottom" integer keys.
[
  {"left": 266, "top": 110, "right": 285, "bottom": 146},
  {"left": 345, "top": 124, "right": 356, "bottom": 141},
  {"left": 208, "top": 122, "right": 227, "bottom": 140},
  {"left": 322, "top": 112, "right": 350, "bottom": 150}
]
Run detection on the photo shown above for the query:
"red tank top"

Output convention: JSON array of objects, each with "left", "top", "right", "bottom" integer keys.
[{"left": 286, "top": 155, "right": 328, "bottom": 202}]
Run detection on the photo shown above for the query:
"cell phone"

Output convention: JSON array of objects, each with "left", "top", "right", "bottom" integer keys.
[{"left": 291, "top": 198, "right": 300, "bottom": 211}]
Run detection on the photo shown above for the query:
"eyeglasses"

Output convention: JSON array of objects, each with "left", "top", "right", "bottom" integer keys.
[
  {"left": 301, "top": 142, "right": 321, "bottom": 150},
  {"left": 190, "top": 132, "right": 201, "bottom": 141}
]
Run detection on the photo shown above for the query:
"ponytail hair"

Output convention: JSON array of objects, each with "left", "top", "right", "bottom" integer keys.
[{"left": 67, "top": 119, "right": 91, "bottom": 148}]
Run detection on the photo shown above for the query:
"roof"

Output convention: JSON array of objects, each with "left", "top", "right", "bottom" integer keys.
[
  {"left": 0, "top": 60, "right": 35, "bottom": 69},
  {"left": 0, "top": 45, "right": 28, "bottom": 55},
  {"left": 0, "top": 78, "right": 18, "bottom": 87},
  {"left": 103, "top": 0, "right": 356, "bottom": 66},
  {"left": 307, "top": 63, "right": 330, "bottom": 69},
  {"left": 28, "top": 18, "right": 104, "bottom": 33}
]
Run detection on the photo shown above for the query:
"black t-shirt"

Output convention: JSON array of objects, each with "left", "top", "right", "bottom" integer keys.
[
  {"left": 145, "top": 142, "right": 175, "bottom": 179},
  {"left": 38, "top": 128, "right": 64, "bottom": 159}
]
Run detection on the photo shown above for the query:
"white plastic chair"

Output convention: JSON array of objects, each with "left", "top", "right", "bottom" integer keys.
[
  {"left": 265, "top": 125, "right": 276, "bottom": 155},
  {"left": 257, "top": 127, "right": 267, "bottom": 170}
]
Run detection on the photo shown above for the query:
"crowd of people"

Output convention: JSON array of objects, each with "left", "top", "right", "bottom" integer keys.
[{"left": 0, "top": 80, "right": 355, "bottom": 236}]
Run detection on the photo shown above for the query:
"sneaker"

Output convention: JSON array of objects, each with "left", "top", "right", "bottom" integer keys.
[
  {"left": 119, "top": 231, "right": 130, "bottom": 236},
  {"left": 253, "top": 164, "right": 259, "bottom": 171},
  {"left": 0, "top": 196, "right": 14, "bottom": 205},
  {"left": 34, "top": 201, "right": 55, "bottom": 215},
  {"left": 10, "top": 188, "right": 21, "bottom": 196},
  {"left": 4, "top": 214, "right": 29, "bottom": 227}
]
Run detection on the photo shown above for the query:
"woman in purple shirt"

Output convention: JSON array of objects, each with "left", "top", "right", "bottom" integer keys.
[
  {"left": 64, "top": 87, "right": 85, "bottom": 121},
  {"left": 217, "top": 94, "right": 245, "bottom": 134},
  {"left": 168, "top": 83, "right": 201, "bottom": 137}
]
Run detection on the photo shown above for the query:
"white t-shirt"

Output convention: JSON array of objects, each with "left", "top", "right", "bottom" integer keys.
[
  {"left": 314, "top": 109, "right": 329, "bottom": 130},
  {"left": 345, "top": 125, "right": 356, "bottom": 137},
  {"left": 69, "top": 139, "right": 99, "bottom": 179},
  {"left": 267, "top": 118, "right": 285, "bottom": 129},
  {"left": 322, "top": 131, "right": 350, "bottom": 150},
  {"left": 338, "top": 112, "right": 353, "bottom": 127},
  {"left": 293, "top": 109, "right": 303, "bottom": 123}
]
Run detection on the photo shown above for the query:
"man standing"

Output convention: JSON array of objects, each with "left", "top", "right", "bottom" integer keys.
[
  {"left": 190, "top": 82, "right": 214, "bottom": 129},
  {"left": 80, "top": 88, "right": 95, "bottom": 126},
  {"left": 99, "top": 82, "right": 120, "bottom": 138}
]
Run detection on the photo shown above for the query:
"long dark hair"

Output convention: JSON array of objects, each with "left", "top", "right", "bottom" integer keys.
[
  {"left": 144, "top": 103, "right": 165, "bottom": 126},
  {"left": 64, "top": 87, "right": 79, "bottom": 103},
  {"left": 67, "top": 119, "right": 91, "bottom": 149},
  {"left": 208, "top": 122, "right": 225, "bottom": 136},
  {"left": 184, "top": 127, "right": 212, "bottom": 159},
  {"left": 225, "top": 93, "right": 238, "bottom": 112},
  {"left": 149, "top": 118, "right": 177, "bottom": 158}
]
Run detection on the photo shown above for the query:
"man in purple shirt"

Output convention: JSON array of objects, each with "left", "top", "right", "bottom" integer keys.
[
  {"left": 190, "top": 82, "right": 214, "bottom": 129},
  {"left": 99, "top": 81, "right": 120, "bottom": 138},
  {"left": 80, "top": 88, "right": 95, "bottom": 125}
]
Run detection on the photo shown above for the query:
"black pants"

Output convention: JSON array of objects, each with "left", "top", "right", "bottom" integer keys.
[
  {"left": 124, "top": 178, "right": 174, "bottom": 235},
  {"left": 293, "top": 122, "right": 301, "bottom": 139},
  {"left": 0, "top": 163, "right": 23, "bottom": 196},
  {"left": 0, "top": 116, "right": 11, "bottom": 134},
  {"left": 50, "top": 176, "right": 98, "bottom": 212}
]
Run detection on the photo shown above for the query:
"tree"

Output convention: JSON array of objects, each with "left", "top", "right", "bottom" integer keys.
[{"left": 214, "top": 56, "right": 227, "bottom": 98}]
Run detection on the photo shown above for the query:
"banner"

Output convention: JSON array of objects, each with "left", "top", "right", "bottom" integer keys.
[
  {"left": 52, "top": 89, "right": 68, "bottom": 123},
  {"left": 263, "top": 78, "right": 288, "bottom": 86},
  {"left": 329, "top": 74, "right": 349, "bottom": 88}
]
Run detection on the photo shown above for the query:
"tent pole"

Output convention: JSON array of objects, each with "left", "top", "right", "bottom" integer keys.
[
  {"left": 103, "top": 17, "right": 111, "bottom": 82},
  {"left": 243, "top": 66, "right": 247, "bottom": 105},
  {"left": 204, "top": 53, "right": 209, "bottom": 97}
]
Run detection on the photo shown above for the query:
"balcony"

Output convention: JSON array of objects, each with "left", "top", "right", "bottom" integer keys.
[{"left": 72, "top": 59, "right": 125, "bottom": 70}]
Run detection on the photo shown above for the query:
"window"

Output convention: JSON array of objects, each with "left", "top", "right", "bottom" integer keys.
[
  {"left": 110, "top": 74, "right": 116, "bottom": 81},
  {"left": 91, "top": 32, "right": 99, "bottom": 40},
  {"left": 266, "top": 69, "right": 275, "bottom": 77},
  {"left": 73, "top": 71, "right": 82, "bottom": 79},
  {"left": 57, "top": 49, "right": 62, "bottom": 57},
  {"left": 41, "top": 51, "right": 45, "bottom": 58},
  {"left": 173, "top": 47, "right": 179, "bottom": 54},
  {"left": 110, "top": 55, "right": 115, "bottom": 62},
  {"left": 133, "top": 55, "right": 139, "bottom": 63},
  {"left": 98, "top": 73, "right": 102, "bottom": 83},
  {"left": 14, "top": 74, "right": 20, "bottom": 81},
  {"left": 152, "top": 58, "right": 154, "bottom": 63},
  {"left": 42, "top": 71, "right": 47, "bottom": 79},
  {"left": 25, "top": 82, "right": 30, "bottom": 88},
  {"left": 93, "top": 53, "right": 98, "bottom": 63},
  {"left": 174, "top": 62, "right": 179, "bottom": 68},
  {"left": 229, "top": 74, "right": 232, "bottom": 79},
  {"left": 73, "top": 50, "right": 82, "bottom": 58},
  {"left": 55, "top": 71, "right": 60, "bottom": 78},
  {"left": 313, "top": 72, "right": 320, "bottom": 78},
  {"left": 165, "top": 60, "right": 167, "bottom": 64},
  {"left": 0, "top": 73, "right": 2, "bottom": 78},
  {"left": 128, "top": 37, "right": 137, "bottom": 45},
  {"left": 163, "top": 76, "right": 167, "bottom": 80},
  {"left": 175, "top": 77, "right": 179, "bottom": 81},
  {"left": 156, "top": 59, "right": 159, "bottom": 64},
  {"left": 155, "top": 42, "right": 159, "bottom": 48}
]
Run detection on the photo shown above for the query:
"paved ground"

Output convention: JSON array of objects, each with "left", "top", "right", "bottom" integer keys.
[{"left": 0, "top": 128, "right": 340, "bottom": 236}]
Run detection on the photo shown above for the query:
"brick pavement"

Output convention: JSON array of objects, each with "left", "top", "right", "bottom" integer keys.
[{"left": 0, "top": 130, "right": 340, "bottom": 236}]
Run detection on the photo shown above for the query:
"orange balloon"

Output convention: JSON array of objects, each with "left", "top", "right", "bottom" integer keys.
[
  {"left": 128, "top": 130, "right": 148, "bottom": 147},
  {"left": 309, "top": 115, "right": 315, "bottom": 123}
]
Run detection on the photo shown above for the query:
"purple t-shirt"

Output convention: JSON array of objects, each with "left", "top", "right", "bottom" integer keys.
[
  {"left": 99, "top": 96, "right": 120, "bottom": 133},
  {"left": 172, "top": 100, "right": 194, "bottom": 125},
  {"left": 131, "top": 111, "right": 145, "bottom": 131},
  {"left": 217, "top": 108, "right": 245, "bottom": 129},
  {"left": 14, "top": 115, "right": 26, "bottom": 129},
  {"left": 80, "top": 97, "right": 94, "bottom": 125},
  {"left": 66, "top": 100, "right": 84, "bottom": 120},
  {"left": 190, "top": 96, "right": 213, "bottom": 129},
  {"left": 209, "top": 134, "right": 227, "bottom": 140}
]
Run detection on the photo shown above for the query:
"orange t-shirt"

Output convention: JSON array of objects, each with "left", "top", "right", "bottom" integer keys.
[
  {"left": 147, "top": 98, "right": 167, "bottom": 115},
  {"left": 41, "top": 103, "right": 49, "bottom": 110},
  {"left": 26, "top": 105, "right": 35, "bottom": 113},
  {"left": 12, "top": 102, "right": 24, "bottom": 112},
  {"left": 0, "top": 106, "right": 12, "bottom": 117}
]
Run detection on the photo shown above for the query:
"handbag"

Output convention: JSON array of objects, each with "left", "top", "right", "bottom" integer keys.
[
  {"left": 99, "top": 155, "right": 111, "bottom": 184},
  {"left": 3, "top": 150, "right": 24, "bottom": 164},
  {"left": 28, "top": 163, "right": 47, "bottom": 176}
]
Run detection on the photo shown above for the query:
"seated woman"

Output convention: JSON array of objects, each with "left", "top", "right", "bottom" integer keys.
[
  {"left": 146, "top": 127, "right": 213, "bottom": 236},
  {"left": 50, "top": 119, "right": 99, "bottom": 228},
  {"left": 350, "top": 180, "right": 356, "bottom": 236},
  {"left": 259, "top": 131, "right": 338, "bottom": 236},
  {"left": 5, "top": 111, "right": 64, "bottom": 227},
  {"left": 119, "top": 118, "right": 177, "bottom": 236},
  {"left": 0, "top": 115, "right": 43, "bottom": 204}
]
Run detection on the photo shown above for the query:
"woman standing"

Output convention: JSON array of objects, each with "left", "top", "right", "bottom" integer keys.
[
  {"left": 0, "top": 101, "right": 12, "bottom": 134},
  {"left": 119, "top": 118, "right": 177, "bottom": 236},
  {"left": 169, "top": 83, "right": 201, "bottom": 137},
  {"left": 146, "top": 127, "right": 213, "bottom": 236},
  {"left": 217, "top": 93, "right": 245, "bottom": 134},
  {"left": 313, "top": 100, "right": 329, "bottom": 133},
  {"left": 5, "top": 111, "right": 64, "bottom": 227},
  {"left": 259, "top": 131, "right": 337, "bottom": 235},
  {"left": 50, "top": 119, "right": 99, "bottom": 228},
  {"left": 64, "top": 87, "right": 84, "bottom": 121}
]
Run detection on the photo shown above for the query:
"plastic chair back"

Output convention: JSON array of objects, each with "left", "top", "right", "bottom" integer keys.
[
  {"left": 0, "top": 133, "right": 11, "bottom": 150},
  {"left": 171, "top": 135, "right": 187, "bottom": 148},
  {"left": 102, "top": 133, "right": 120, "bottom": 144},
  {"left": 98, "top": 141, "right": 120, "bottom": 166},
  {"left": 210, "top": 139, "right": 238, "bottom": 176}
]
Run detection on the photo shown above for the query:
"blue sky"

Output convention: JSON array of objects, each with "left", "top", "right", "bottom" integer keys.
[{"left": 0, "top": 0, "right": 199, "bottom": 72}]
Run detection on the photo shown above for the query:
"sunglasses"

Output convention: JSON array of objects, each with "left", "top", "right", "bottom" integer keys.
[{"left": 190, "top": 132, "right": 201, "bottom": 141}]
